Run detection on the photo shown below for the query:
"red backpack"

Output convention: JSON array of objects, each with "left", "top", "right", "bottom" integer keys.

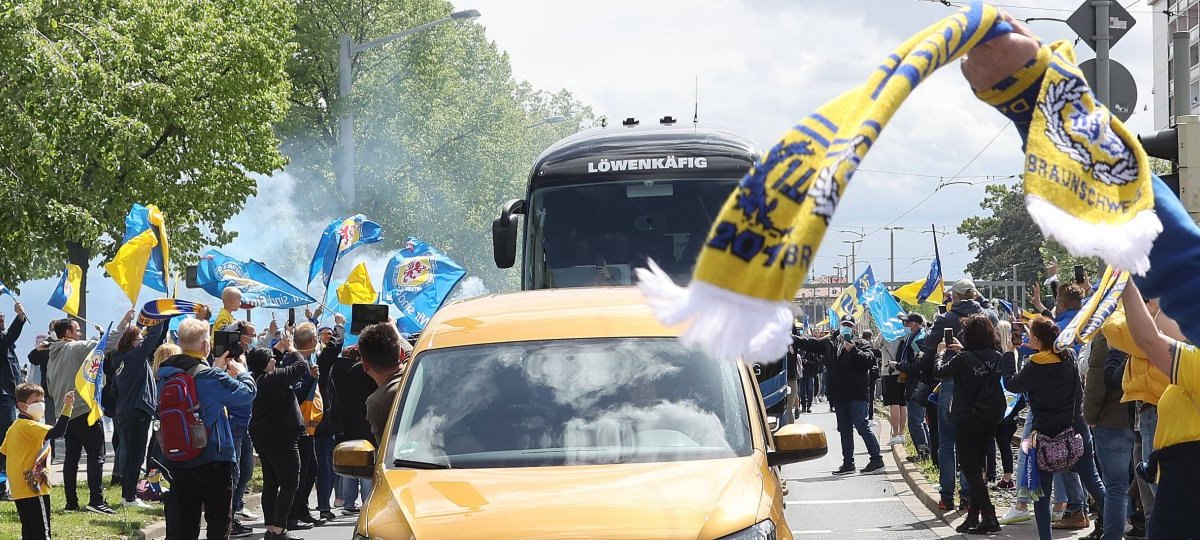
[{"left": 157, "top": 368, "right": 208, "bottom": 462}]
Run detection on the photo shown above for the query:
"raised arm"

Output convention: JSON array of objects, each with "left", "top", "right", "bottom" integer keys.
[{"left": 1119, "top": 282, "right": 1174, "bottom": 377}]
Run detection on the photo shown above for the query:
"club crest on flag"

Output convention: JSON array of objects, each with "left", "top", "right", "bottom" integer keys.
[
  {"left": 337, "top": 218, "right": 362, "bottom": 250},
  {"left": 215, "top": 260, "right": 267, "bottom": 294},
  {"left": 396, "top": 257, "right": 434, "bottom": 290}
]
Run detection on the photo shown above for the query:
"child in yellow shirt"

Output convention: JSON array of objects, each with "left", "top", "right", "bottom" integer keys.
[{"left": 0, "top": 384, "right": 74, "bottom": 540}]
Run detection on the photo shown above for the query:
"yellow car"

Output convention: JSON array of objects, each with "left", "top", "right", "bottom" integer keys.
[{"left": 334, "top": 287, "right": 826, "bottom": 539}]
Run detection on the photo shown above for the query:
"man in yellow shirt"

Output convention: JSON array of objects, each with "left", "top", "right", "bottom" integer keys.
[
  {"left": 1, "top": 384, "right": 74, "bottom": 540},
  {"left": 1120, "top": 282, "right": 1200, "bottom": 537}
]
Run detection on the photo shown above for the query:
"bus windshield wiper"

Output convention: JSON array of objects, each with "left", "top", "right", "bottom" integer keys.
[{"left": 392, "top": 458, "right": 452, "bottom": 469}]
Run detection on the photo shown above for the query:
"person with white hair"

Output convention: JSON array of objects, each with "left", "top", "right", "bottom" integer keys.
[{"left": 156, "top": 317, "right": 256, "bottom": 539}]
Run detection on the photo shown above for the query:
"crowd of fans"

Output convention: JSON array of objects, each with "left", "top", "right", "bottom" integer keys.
[
  {"left": 0, "top": 286, "right": 411, "bottom": 540},
  {"left": 784, "top": 259, "right": 1199, "bottom": 539}
]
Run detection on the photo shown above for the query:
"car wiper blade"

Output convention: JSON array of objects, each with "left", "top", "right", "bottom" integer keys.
[{"left": 392, "top": 458, "right": 452, "bottom": 469}]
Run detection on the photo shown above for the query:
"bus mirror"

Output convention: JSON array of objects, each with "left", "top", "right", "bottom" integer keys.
[{"left": 493, "top": 199, "right": 525, "bottom": 269}]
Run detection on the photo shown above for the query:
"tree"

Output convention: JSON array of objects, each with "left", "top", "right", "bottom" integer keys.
[
  {"left": 958, "top": 183, "right": 1046, "bottom": 283},
  {"left": 280, "top": 0, "right": 592, "bottom": 291},
  {"left": 0, "top": 0, "right": 294, "bottom": 315}
]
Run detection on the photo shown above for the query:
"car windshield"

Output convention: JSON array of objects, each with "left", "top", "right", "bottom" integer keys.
[
  {"left": 525, "top": 178, "right": 738, "bottom": 288},
  {"left": 388, "top": 338, "right": 753, "bottom": 469}
]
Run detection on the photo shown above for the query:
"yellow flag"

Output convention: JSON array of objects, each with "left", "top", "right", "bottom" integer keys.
[
  {"left": 337, "top": 263, "right": 377, "bottom": 305},
  {"left": 75, "top": 322, "right": 111, "bottom": 426},
  {"left": 104, "top": 229, "right": 159, "bottom": 305},
  {"left": 147, "top": 204, "right": 171, "bottom": 292},
  {"left": 893, "top": 278, "right": 944, "bottom": 306}
]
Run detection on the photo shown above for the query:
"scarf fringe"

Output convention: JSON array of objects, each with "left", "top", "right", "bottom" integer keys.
[
  {"left": 635, "top": 260, "right": 795, "bottom": 363},
  {"left": 1025, "top": 195, "right": 1161, "bottom": 276}
]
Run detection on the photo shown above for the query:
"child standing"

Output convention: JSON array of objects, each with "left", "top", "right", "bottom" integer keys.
[{"left": 1, "top": 384, "right": 74, "bottom": 540}]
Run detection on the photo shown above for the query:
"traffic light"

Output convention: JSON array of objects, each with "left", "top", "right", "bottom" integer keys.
[{"left": 1139, "top": 115, "right": 1200, "bottom": 221}]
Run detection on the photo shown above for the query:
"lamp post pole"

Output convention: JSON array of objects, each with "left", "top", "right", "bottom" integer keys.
[{"left": 337, "top": 9, "right": 481, "bottom": 206}]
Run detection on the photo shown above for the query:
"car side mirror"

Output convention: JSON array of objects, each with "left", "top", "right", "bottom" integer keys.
[
  {"left": 767, "top": 422, "right": 827, "bottom": 467},
  {"left": 333, "top": 439, "right": 377, "bottom": 480}
]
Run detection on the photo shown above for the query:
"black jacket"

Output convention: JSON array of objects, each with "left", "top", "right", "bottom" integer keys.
[
  {"left": 28, "top": 347, "right": 48, "bottom": 386},
  {"left": 249, "top": 355, "right": 310, "bottom": 444},
  {"left": 330, "top": 358, "right": 378, "bottom": 444},
  {"left": 922, "top": 300, "right": 987, "bottom": 358},
  {"left": 894, "top": 330, "right": 931, "bottom": 396},
  {"left": 793, "top": 334, "right": 875, "bottom": 402},
  {"left": 935, "top": 349, "right": 1014, "bottom": 424},
  {"left": 0, "top": 316, "right": 26, "bottom": 396},
  {"left": 314, "top": 332, "right": 344, "bottom": 436},
  {"left": 1007, "top": 349, "right": 1083, "bottom": 436},
  {"left": 113, "top": 324, "right": 168, "bottom": 424}
]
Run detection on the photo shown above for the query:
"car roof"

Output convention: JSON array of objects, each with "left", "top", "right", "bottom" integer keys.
[{"left": 412, "top": 287, "right": 683, "bottom": 352}]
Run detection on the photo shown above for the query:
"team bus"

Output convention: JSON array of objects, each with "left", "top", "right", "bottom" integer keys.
[{"left": 492, "top": 116, "right": 797, "bottom": 427}]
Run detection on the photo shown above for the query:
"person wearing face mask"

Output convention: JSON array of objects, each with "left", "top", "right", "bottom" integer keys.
[
  {"left": 793, "top": 315, "right": 884, "bottom": 475},
  {"left": 1, "top": 384, "right": 74, "bottom": 540}
]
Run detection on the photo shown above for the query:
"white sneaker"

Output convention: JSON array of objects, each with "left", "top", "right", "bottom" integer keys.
[
  {"left": 999, "top": 506, "right": 1032, "bottom": 525},
  {"left": 235, "top": 508, "right": 259, "bottom": 520},
  {"left": 888, "top": 435, "right": 905, "bottom": 445},
  {"left": 122, "top": 498, "right": 151, "bottom": 508},
  {"left": 1052, "top": 509, "right": 1065, "bottom": 522}
]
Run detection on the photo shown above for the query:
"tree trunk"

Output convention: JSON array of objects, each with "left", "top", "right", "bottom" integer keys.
[{"left": 66, "top": 240, "right": 90, "bottom": 337}]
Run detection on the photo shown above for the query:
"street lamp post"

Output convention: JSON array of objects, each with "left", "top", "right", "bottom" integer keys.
[
  {"left": 337, "top": 9, "right": 481, "bottom": 206},
  {"left": 842, "top": 239, "right": 863, "bottom": 280},
  {"left": 526, "top": 115, "right": 566, "bottom": 129}
]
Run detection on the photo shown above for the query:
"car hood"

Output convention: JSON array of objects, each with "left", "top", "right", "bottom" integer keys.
[{"left": 360, "top": 455, "right": 766, "bottom": 539}]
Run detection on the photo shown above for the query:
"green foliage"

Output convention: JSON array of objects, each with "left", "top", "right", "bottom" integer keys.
[
  {"left": 281, "top": 0, "right": 593, "bottom": 290},
  {"left": 957, "top": 182, "right": 1046, "bottom": 283},
  {"left": 0, "top": 0, "right": 295, "bottom": 286}
]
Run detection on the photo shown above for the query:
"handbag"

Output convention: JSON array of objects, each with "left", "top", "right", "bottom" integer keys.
[{"left": 1035, "top": 355, "right": 1084, "bottom": 472}]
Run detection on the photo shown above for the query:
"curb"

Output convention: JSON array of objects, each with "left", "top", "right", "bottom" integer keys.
[
  {"left": 135, "top": 491, "right": 263, "bottom": 540},
  {"left": 889, "top": 439, "right": 962, "bottom": 526}
]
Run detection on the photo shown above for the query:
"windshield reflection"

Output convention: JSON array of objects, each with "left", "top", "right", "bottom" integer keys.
[{"left": 389, "top": 338, "right": 752, "bottom": 468}]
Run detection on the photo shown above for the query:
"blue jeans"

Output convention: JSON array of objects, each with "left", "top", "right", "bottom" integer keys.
[
  {"left": 232, "top": 426, "right": 254, "bottom": 512},
  {"left": 315, "top": 434, "right": 336, "bottom": 511},
  {"left": 1054, "top": 471, "right": 1084, "bottom": 509},
  {"left": 1093, "top": 426, "right": 1134, "bottom": 540},
  {"left": 937, "top": 379, "right": 961, "bottom": 502},
  {"left": 117, "top": 413, "right": 151, "bottom": 502},
  {"left": 340, "top": 475, "right": 373, "bottom": 510},
  {"left": 906, "top": 400, "right": 928, "bottom": 452},
  {"left": 1034, "top": 420, "right": 1107, "bottom": 539},
  {"left": 1017, "top": 414, "right": 1035, "bottom": 504},
  {"left": 831, "top": 400, "right": 881, "bottom": 465},
  {"left": 1140, "top": 405, "right": 1158, "bottom": 496}
]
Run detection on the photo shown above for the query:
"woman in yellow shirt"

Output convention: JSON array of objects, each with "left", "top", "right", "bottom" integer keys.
[{"left": 1121, "top": 282, "right": 1200, "bottom": 537}]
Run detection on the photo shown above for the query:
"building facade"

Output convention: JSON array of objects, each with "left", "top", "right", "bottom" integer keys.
[{"left": 1151, "top": 0, "right": 1200, "bottom": 129}]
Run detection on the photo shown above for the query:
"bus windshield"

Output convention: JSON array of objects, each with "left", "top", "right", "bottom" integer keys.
[{"left": 525, "top": 178, "right": 737, "bottom": 289}]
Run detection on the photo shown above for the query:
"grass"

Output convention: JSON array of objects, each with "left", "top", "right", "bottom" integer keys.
[
  {"left": 0, "top": 475, "right": 161, "bottom": 539},
  {"left": 0, "top": 457, "right": 267, "bottom": 539},
  {"left": 902, "top": 433, "right": 1020, "bottom": 510}
]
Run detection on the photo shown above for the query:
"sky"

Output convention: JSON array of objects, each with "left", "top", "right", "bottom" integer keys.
[
  {"left": 4, "top": 0, "right": 1163, "bottom": 362},
  {"left": 455, "top": 0, "right": 1161, "bottom": 282}
]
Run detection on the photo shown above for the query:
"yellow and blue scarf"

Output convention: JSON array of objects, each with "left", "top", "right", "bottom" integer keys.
[
  {"left": 638, "top": 1, "right": 1158, "bottom": 362},
  {"left": 1054, "top": 266, "right": 1129, "bottom": 352},
  {"left": 138, "top": 299, "right": 207, "bottom": 327}
]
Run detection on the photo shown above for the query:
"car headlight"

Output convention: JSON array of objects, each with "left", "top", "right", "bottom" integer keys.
[{"left": 718, "top": 519, "right": 777, "bottom": 540}]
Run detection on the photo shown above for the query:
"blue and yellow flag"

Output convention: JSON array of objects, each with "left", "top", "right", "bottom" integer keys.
[
  {"left": 197, "top": 250, "right": 315, "bottom": 309},
  {"left": 105, "top": 225, "right": 159, "bottom": 306},
  {"left": 831, "top": 266, "right": 876, "bottom": 323},
  {"left": 916, "top": 256, "right": 943, "bottom": 305},
  {"left": 893, "top": 276, "right": 945, "bottom": 306},
  {"left": 119, "top": 204, "right": 171, "bottom": 293},
  {"left": 47, "top": 264, "right": 83, "bottom": 316},
  {"left": 862, "top": 282, "right": 907, "bottom": 341},
  {"left": 383, "top": 238, "right": 466, "bottom": 336},
  {"left": 638, "top": 2, "right": 1012, "bottom": 362},
  {"left": 307, "top": 215, "right": 383, "bottom": 289},
  {"left": 75, "top": 322, "right": 111, "bottom": 426}
]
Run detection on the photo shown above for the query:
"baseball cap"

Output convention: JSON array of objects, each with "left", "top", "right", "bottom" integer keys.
[
  {"left": 951, "top": 278, "right": 978, "bottom": 296},
  {"left": 903, "top": 313, "right": 926, "bottom": 326},
  {"left": 839, "top": 314, "right": 856, "bottom": 327}
]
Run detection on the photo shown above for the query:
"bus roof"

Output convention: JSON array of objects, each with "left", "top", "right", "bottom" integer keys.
[{"left": 528, "top": 122, "right": 761, "bottom": 187}]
